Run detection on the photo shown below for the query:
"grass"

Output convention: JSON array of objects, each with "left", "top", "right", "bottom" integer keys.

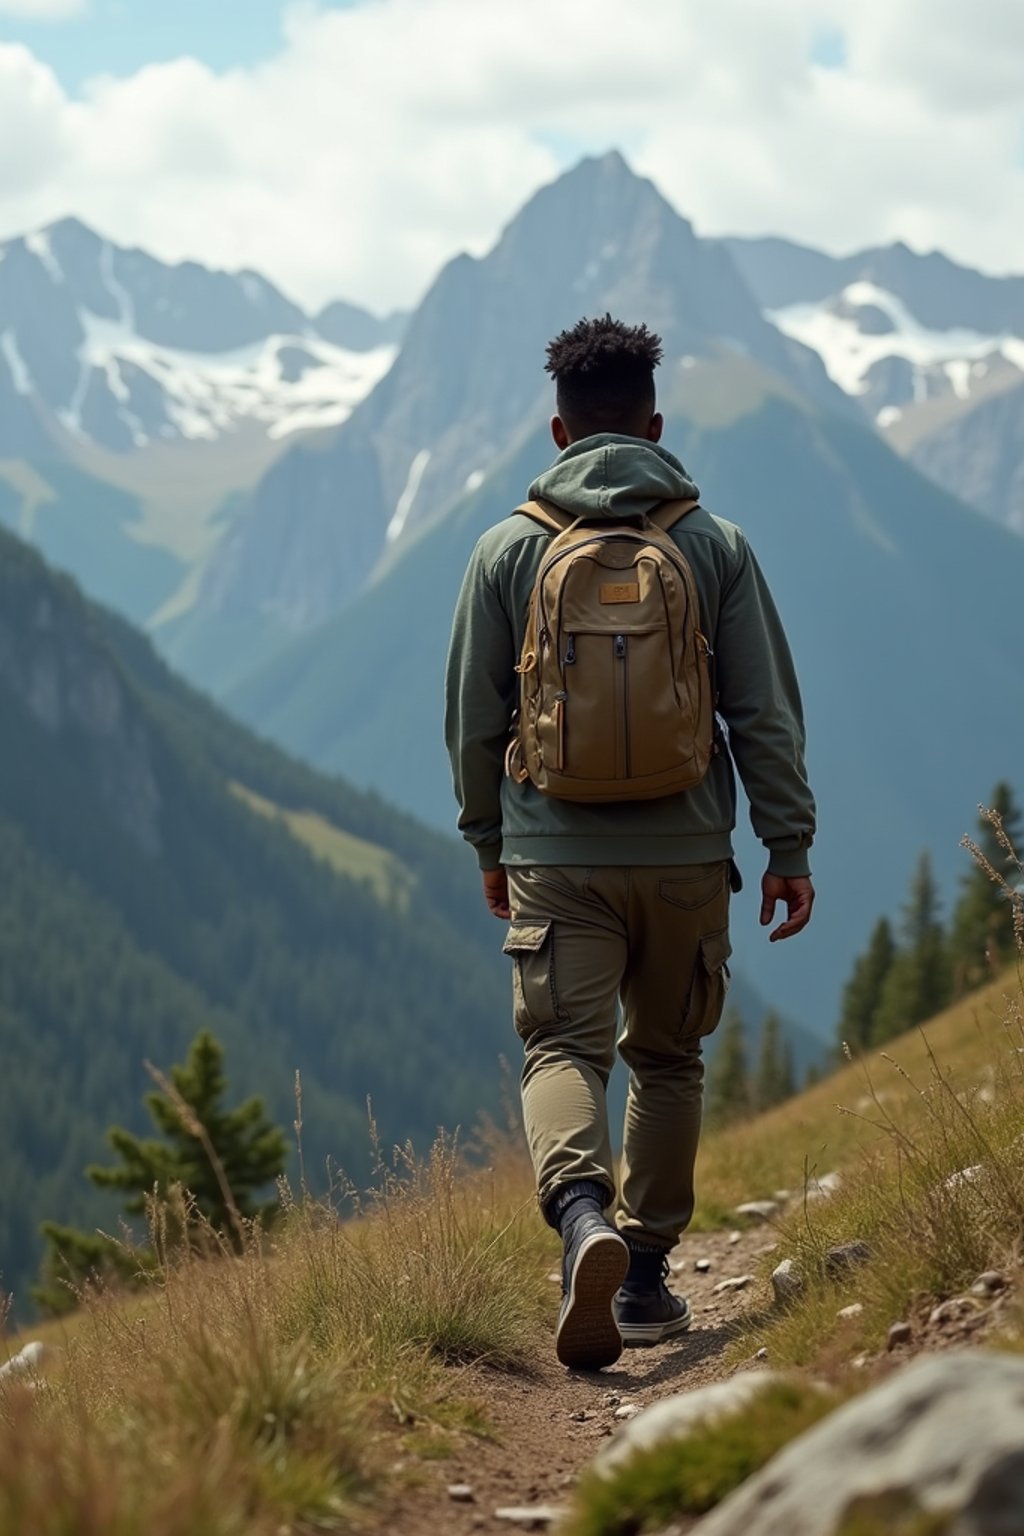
[
  {"left": 230, "top": 782, "right": 415, "bottom": 908},
  {"left": 0, "top": 1129, "right": 548, "bottom": 1535}
]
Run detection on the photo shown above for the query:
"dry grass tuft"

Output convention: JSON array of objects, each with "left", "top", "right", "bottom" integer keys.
[{"left": 0, "top": 1125, "right": 545, "bottom": 1534}]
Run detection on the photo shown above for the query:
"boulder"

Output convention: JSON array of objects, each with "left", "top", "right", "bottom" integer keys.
[
  {"left": 692, "top": 1350, "right": 1024, "bottom": 1535},
  {"left": 771, "top": 1258, "right": 804, "bottom": 1306},
  {"left": 597, "top": 1372, "right": 786, "bottom": 1476}
]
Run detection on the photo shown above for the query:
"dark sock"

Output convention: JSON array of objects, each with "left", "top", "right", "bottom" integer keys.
[
  {"left": 623, "top": 1237, "right": 669, "bottom": 1291},
  {"left": 547, "top": 1180, "right": 610, "bottom": 1238}
]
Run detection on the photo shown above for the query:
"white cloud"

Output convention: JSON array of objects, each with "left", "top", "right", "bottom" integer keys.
[
  {"left": 0, "top": 0, "right": 83, "bottom": 16},
  {"left": 0, "top": 0, "right": 1021, "bottom": 310}
]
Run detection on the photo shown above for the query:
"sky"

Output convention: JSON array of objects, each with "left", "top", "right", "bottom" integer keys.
[{"left": 1, "top": 0, "right": 1022, "bottom": 314}]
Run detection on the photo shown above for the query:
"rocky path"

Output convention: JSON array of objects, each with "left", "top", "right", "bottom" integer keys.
[{"left": 387, "top": 1225, "right": 776, "bottom": 1535}]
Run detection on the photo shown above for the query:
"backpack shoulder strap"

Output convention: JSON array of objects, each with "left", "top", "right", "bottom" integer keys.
[
  {"left": 514, "top": 499, "right": 574, "bottom": 535},
  {"left": 648, "top": 497, "right": 700, "bottom": 532}
]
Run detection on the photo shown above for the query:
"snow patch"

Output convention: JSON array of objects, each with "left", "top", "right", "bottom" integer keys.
[
  {"left": 386, "top": 449, "right": 431, "bottom": 543},
  {"left": 100, "top": 241, "right": 135, "bottom": 331},
  {"left": 0, "top": 330, "right": 32, "bottom": 394},
  {"left": 876, "top": 405, "right": 902, "bottom": 428},
  {"left": 464, "top": 469, "right": 485, "bottom": 493},
  {"left": 769, "top": 283, "right": 1024, "bottom": 400},
  {"left": 25, "top": 230, "right": 63, "bottom": 285}
]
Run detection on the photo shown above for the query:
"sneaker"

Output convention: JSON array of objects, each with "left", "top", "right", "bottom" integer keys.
[
  {"left": 555, "top": 1210, "right": 629, "bottom": 1370},
  {"left": 613, "top": 1256, "right": 693, "bottom": 1347}
]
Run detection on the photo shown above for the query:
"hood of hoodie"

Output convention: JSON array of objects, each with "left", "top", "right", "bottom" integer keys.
[{"left": 528, "top": 434, "right": 700, "bottom": 522}]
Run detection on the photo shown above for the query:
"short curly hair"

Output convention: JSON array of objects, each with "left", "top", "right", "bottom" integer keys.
[{"left": 545, "top": 315, "right": 662, "bottom": 438}]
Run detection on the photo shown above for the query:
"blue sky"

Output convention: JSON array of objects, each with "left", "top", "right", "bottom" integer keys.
[{"left": 0, "top": 0, "right": 359, "bottom": 90}]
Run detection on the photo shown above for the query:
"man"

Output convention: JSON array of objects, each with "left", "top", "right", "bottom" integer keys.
[{"left": 445, "top": 315, "right": 815, "bottom": 1370}]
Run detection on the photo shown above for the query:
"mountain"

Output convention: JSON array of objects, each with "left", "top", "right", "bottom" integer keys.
[
  {"left": 726, "top": 236, "right": 1024, "bottom": 533},
  {"left": 227, "top": 349, "right": 1024, "bottom": 1040},
  {"left": 0, "top": 520, "right": 508, "bottom": 1311},
  {"left": 0, "top": 521, "right": 791, "bottom": 1315},
  {"left": 160, "top": 153, "right": 849, "bottom": 689},
  {"left": 0, "top": 216, "right": 398, "bottom": 456}
]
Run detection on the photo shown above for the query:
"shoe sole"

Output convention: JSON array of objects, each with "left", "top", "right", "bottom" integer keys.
[
  {"left": 618, "top": 1299, "right": 693, "bottom": 1348},
  {"left": 556, "top": 1229, "right": 629, "bottom": 1370}
]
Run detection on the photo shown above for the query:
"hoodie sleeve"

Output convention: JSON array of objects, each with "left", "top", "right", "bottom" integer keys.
[
  {"left": 714, "top": 534, "right": 816, "bottom": 877},
  {"left": 444, "top": 540, "right": 517, "bottom": 870}
]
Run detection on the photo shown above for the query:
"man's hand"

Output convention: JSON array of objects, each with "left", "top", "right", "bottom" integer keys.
[
  {"left": 482, "top": 868, "right": 511, "bottom": 920},
  {"left": 760, "top": 873, "right": 815, "bottom": 942}
]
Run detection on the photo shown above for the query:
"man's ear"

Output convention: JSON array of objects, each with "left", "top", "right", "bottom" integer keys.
[
  {"left": 551, "top": 415, "right": 570, "bottom": 450},
  {"left": 647, "top": 412, "right": 664, "bottom": 443}
]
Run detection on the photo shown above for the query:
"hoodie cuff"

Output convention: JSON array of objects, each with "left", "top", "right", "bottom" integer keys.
[
  {"left": 766, "top": 848, "right": 812, "bottom": 879},
  {"left": 476, "top": 843, "right": 503, "bottom": 872}
]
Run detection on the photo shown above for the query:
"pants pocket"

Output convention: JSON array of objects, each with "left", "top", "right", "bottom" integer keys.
[
  {"left": 659, "top": 866, "right": 727, "bottom": 911},
  {"left": 681, "top": 926, "right": 732, "bottom": 1040},
  {"left": 502, "top": 919, "right": 564, "bottom": 1034}
]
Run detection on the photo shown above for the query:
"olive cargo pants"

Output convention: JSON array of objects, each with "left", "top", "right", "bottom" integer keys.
[{"left": 504, "top": 863, "right": 731, "bottom": 1249}]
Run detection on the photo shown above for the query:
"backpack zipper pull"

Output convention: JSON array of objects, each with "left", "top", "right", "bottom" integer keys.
[
  {"left": 614, "top": 634, "right": 626, "bottom": 660},
  {"left": 564, "top": 634, "right": 576, "bottom": 665}
]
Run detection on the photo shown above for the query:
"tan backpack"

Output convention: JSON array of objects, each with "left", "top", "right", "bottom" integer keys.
[{"left": 505, "top": 498, "right": 715, "bottom": 802}]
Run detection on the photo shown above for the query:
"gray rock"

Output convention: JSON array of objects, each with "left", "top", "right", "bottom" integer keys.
[
  {"left": 691, "top": 1351, "right": 1024, "bottom": 1535},
  {"left": 972, "top": 1271, "right": 1008, "bottom": 1298},
  {"left": 494, "top": 1507, "right": 565, "bottom": 1529},
  {"left": 597, "top": 1371, "right": 788, "bottom": 1475},
  {"left": 0, "top": 1341, "right": 46, "bottom": 1380},
  {"left": 929, "top": 1295, "right": 982, "bottom": 1327},
  {"left": 734, "top": 1200, "right": 780, "bottom": 1222},
  {"left": 695, "top": 1258, "right": 712, "bottom": 1273},
  {"left": 887, "top": 1321, "right": 913, "bottom": 1350},
  {"left": 614, "top": 1403, "right": 640, "bottom": 1422},
  {"left": 945, "top": 1163, "right": 985, "bottom": 1191},
  {"left": 771, "top": 1258, "right": 804, "bottom": 1305},
  {"left": 728, "top": 1230, "right": 742, "bottom": 1245},
  {"left": 805, "top": 1171, "right": 842, "bottom": 1202},
  {"left": 824, "top": 1241, "right": 873, "bottom": 1277},
  {"left": 836, "top": 1303, "right": 864, "bottom": 1321},
  {"left": 713, "top": 1274, "right": 755, "bottom": 1295},
  {"left": 448, "top": 1485, "right": 475, "bottom": 1503}
]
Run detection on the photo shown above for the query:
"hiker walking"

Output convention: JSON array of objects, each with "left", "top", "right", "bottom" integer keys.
[{"left": 445, "top": 316, "right": 815, "bottom": 1370}]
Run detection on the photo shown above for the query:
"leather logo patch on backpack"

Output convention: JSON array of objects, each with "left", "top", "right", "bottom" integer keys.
[{"left": 599, "top": 582, "right": 640, "bottom": 605}]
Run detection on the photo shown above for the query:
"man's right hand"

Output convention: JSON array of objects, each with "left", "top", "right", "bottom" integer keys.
[
  {"left": 482, "top": 869, "right": 511, "bottom": 920},
  {"left": 760, "top": 873, "right": 815, "bottom": 942}
]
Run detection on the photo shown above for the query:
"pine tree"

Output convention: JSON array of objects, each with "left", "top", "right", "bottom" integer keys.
[
  {"left": 872, "top": 853, "right": 952, "bottom": 1044},
  {"left": 754, "top": 1013, "right": 792, "bottom": 1111},
  {"left": 837, "top": 917, "right": 896, "bottom": 1054},
  {"left": 950, "top": 782, "right": 1023, "bottom": 995},
  {"left": 36, "top": 1031, "right": 287, "bottom": 1314},
  {"left": 707, "top": 1010, "right": 751, "bottom": 1127}
]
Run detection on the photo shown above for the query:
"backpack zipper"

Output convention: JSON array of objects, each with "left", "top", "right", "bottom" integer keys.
[{"left": 615, "top": 634, "right": 630, "bottom": 776}]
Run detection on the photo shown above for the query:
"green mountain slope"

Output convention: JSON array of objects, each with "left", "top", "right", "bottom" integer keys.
[
  {"left": 0, "top": 524, "right": 510, "bottom": 1314},
  {"left": 227, "top": 359, "right": 1024, "bottom": 1037}
]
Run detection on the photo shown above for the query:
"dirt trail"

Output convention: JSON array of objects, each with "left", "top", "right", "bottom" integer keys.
[{"left": 388, "top": 1226, "right": 776, "bottom": 1535}]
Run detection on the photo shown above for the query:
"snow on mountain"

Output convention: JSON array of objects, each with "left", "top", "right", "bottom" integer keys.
[
  {"left": 0, "top": 217, "right": 397, "bottom": 455},
  {"left": 769, "top": 281, "right": 1024, "bottom": 427}
]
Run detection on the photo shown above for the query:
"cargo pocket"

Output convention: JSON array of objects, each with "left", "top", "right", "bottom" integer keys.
[
  {"left": 681, "top": 927, "right": 732, "bottom": 1041},
  {"left": 502, "top": 920, "right": 563, "bottom": 1034}
]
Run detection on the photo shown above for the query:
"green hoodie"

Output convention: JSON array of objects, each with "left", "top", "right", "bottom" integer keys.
[{"left": 444, "top": 435, "right": 815, "bottom": 877}]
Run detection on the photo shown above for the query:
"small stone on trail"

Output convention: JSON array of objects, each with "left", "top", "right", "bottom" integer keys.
[
  {"left": 929, "top": 1295, "right": 981, "bottom": 1327},
  {"left": 887, "top": 1321, "right": 913, "bottom": 1350},
  {"left": 774, "top": 1188, "right": 793, "bottom": 1203},
  {"left": 614, "top": 1403, "right": 640, "bottom": 1421},
  {"left": 494, "top": 1505, "right": 565, "bottom": 1528},
  {"left": 448, "top": 1485, "right": 475, "bottom": 1503},
  {"left": 806, "top": 1170, "right": 842, "bottom": 1202},
  {"left": 728, "top": 1230, "right": 742, "bottom": 1245},
  {"left": 547, "top": 1270, "right": 561, "bottom": 1284},
  {"left": 602, "top": 1392, "right": 621, "bottom": 1407},
  {"left": 568, "top": 1409, "right": 590, "bottom": 1422},
  {"left": 754, "top": 1347, "right": 769, "bottom": 1361},
  {"left": 734, "top": 1200, "right": 779, "bottom": 1222},
  {"left": 825, "top": 1241, "right": 873, "bottom": 1277},
  {"left": 771, "top": 1258, "right": 804, "bottom": 1305},
  {"left": 695, "top": 1257, "right": 712, "bottom": 1273},
  {"left": 971, "top": 1270, "right": 1008, "bottom": 1297},
  {"left": 837, "top": 1302, "right": 864, "bottom": 1321},
  {"left": 713, "top": 1274, "right": 754, "bottom": 1294},
  {"left": 850, "top": 1352, "right": 870, "bottom": 1369}
]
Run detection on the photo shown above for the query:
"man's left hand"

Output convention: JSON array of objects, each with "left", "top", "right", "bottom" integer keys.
[{"left": 482, "top": 869, "right": 511, "bottom": 920}]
